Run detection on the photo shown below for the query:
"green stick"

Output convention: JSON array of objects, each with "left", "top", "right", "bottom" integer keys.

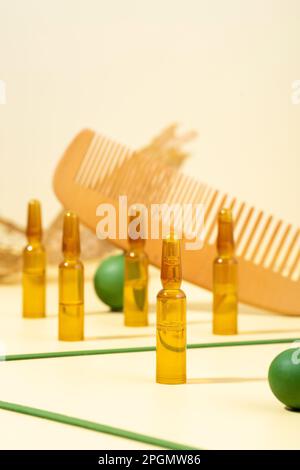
[
  {"left": 4, "top": 337, "right": 300, "bottom": 362},
  {"left": 0, "top": 400, "right": 197, "bottom": 450}
]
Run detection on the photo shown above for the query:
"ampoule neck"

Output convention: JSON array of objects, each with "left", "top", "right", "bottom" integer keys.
[
  {"left": 128, "top": 236, "right": 145, "bottom": 250},
  {"left": 217, "top": 244, "right": 234, "bottom": 257},
  {"left": 27, "top": 234, "right": 42, "bottom": 245},
  {"left": 63, "top": 251, "right": 79, "bottom": 261},
  {"left": 26, "top": 199, "right": 43, "bottom": 244},
  {"left": 161, "top": 280, "right": 181, "bottom": 290},
  {"left": 62, "top": 211, "right": 81, "bottom": 259},
  {"left": 160, "top": 234, "right": 182, "bottom": 290},
  {"left": 217, "top": 209, "right": 235, "bottom": 257}
]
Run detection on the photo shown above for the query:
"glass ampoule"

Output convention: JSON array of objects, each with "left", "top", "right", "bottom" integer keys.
[
  {"left": 124, "top": 212, "right": 148, "bottom": 326},
  {"left": 58, "top": 211, "right": 84, "bottom": 341},
  {"left": 156, "top": 233, "right": 186, "bottom": 384},
  {"left": 213, "top": 208, "right": 238, "bottom": 335},
  {"left": 22, "top": 200, "right": 46, "bottom": 318}
]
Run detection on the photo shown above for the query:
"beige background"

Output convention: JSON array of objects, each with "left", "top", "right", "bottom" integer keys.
[{"left": 0, "top": 0, "right": 299, "bottom": 227}]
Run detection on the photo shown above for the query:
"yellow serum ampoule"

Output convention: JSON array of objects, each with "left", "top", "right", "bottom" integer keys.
[
  {"left": 22, "top": 199, "right": 46, "bottom": 318},
  {"left": 156, "top": 233, "right": 186, "bottom": 384},
  {"left": 213, "top": 208, "right": 238, "bottom": 335},
  {"left": 124, "top": 212, "right": 148, "bottom": 327},
  {"left": 58, "top": 211, "right": 84, "bottom": 341}
]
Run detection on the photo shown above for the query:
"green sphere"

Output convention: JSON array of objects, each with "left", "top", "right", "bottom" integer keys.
[
  {"left": 268, "top": 348, "right": 300, "bottom": 410},
  {"left": 93, "top": 254, "right": 124, "bottom": 311}
]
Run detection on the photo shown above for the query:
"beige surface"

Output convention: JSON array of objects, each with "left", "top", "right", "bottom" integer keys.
[{"left": 0, "top": 268, "right": 299, "bottom": 449}]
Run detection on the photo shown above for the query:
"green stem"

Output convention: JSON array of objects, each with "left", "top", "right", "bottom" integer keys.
[
  {"left": 0, "top": 400, "right": 196, "bottom": 450},
  {"left": 4, "top": 337, "right": 299, "bottom": 362}
]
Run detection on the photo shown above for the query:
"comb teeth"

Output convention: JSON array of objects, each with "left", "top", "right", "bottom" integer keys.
[
  {"left": 73, "top": 131, "right": 300, "bottom": 283},
  {"left": 207, "top": 195, "right": 235, "bottom": 245},
  {"left": 204, "top": 193, "right": 227, "bottom": 243},
  {"left": 240, "top": 210, "right": 263, "bottom": 259},
  {"left": 75, "top": 134, "right": 132, "bottom": 190},
  {"left": 54, "top": 129, "right": 300, "bottom": 315},
  {"left": 269, "top": 224, "right": 291, "bottom": 271},
  {"left": 278, "top": 229, "right": 299, "bottom": 275},
  {"left": 289, "top": 249, "right": 300, "bottom": 281}
]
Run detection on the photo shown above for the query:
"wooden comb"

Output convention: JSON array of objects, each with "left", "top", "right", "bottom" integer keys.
[{"left": 53, "top": 129, "right": 300, "bottom": 315}]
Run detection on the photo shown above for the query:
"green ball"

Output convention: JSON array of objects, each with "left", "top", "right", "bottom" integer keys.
[
  {"left": 93, "top": 254, "right": 124, "bottom": 311},
  {"left": 268, "top": 348, "right": 300, "bottom": 410}
]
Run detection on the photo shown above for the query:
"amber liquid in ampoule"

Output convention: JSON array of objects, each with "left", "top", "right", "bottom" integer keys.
[
  {"left": 22, "top": 200, "right": 46, "bottom": 318},
  {"left": 213, "top": 208, "right": 238, "bottom": 335},
  {"left": 59, "top": 212, "right": 84, "bottom": 341},
  {"left": 124, "top": 214, "right": 148, "bottom": 327},
  {"left": 156, "top": 234, "right": 186, "bottom": 384}
]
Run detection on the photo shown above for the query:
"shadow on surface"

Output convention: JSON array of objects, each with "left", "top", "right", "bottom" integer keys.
[
  {"left": 285, "top": 406, "right": 300, "bottom": 413},
  {"left": 188, "top": 377, "right": 266, "bottom": 385},
  {"left": 85, "top": 333, "right": 154, "bottom": 341},
  {"left": 239, "top": 328, "right": 300, "bottom": 335}
]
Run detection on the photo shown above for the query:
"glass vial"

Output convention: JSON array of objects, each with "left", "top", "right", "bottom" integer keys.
[
  {"left": 156, "top": 233, "right": 186, "bottom": 384},
  {"left": 22, "top": 200, "right": 46, "bottom": 318},
  {"left": 59, "top": 211, "right": 84, "bottom": 341},
  {"left": 213, "top": 208, "right": 238, "bottom": 335}
]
